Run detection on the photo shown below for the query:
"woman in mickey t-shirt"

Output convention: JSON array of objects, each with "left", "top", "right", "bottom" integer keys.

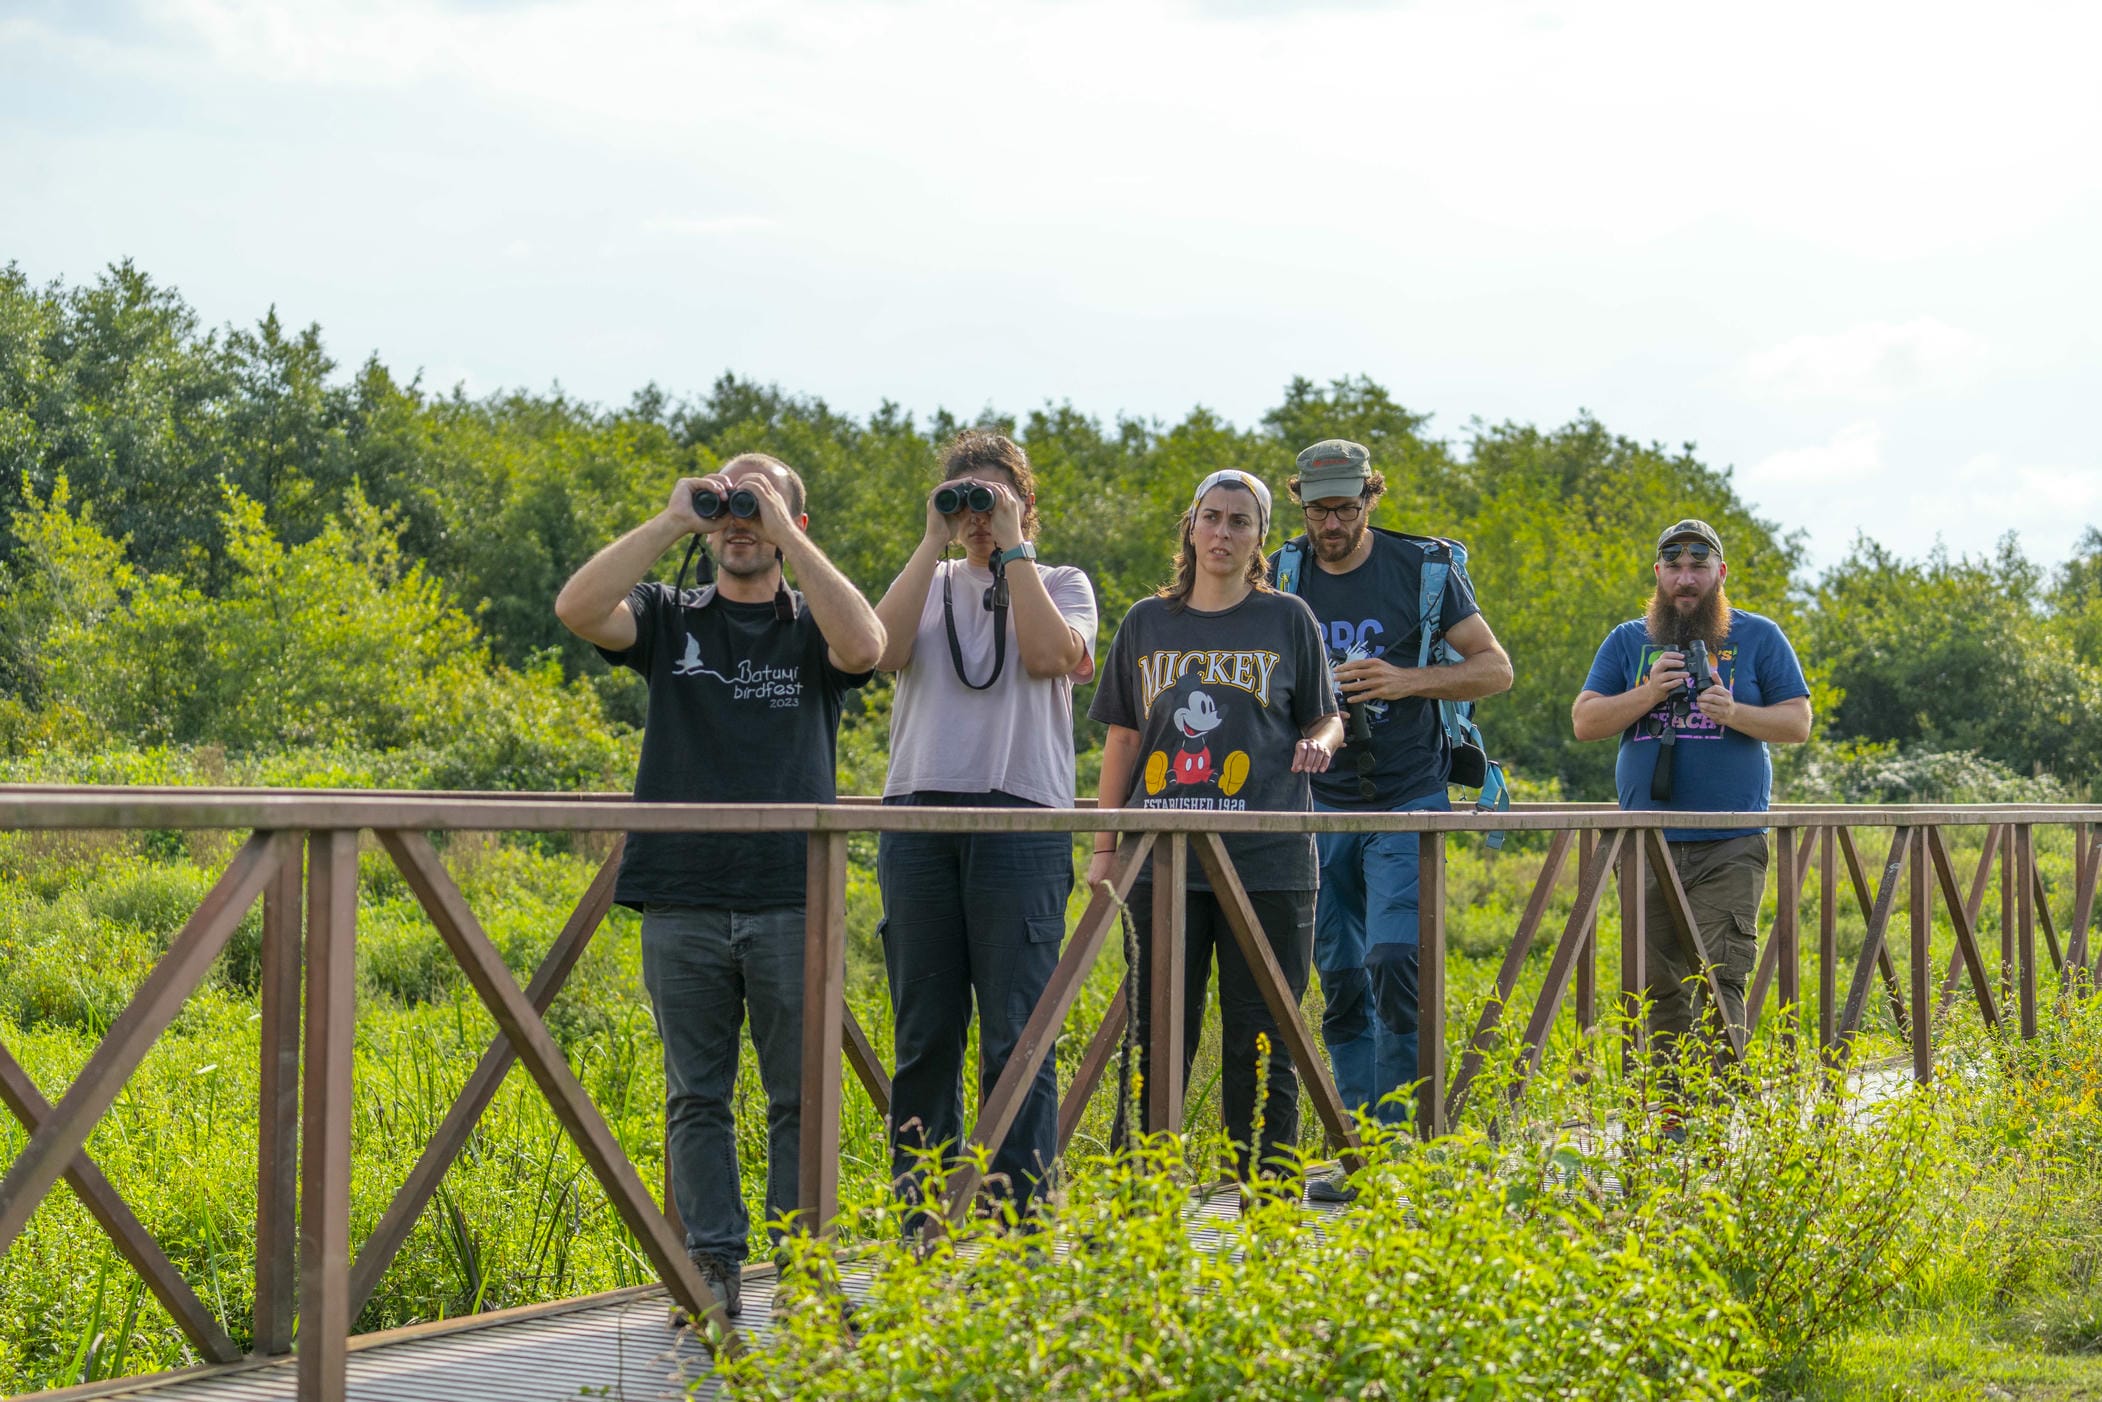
[{"left": 1089, "top": 470, "right": 1342, "bottom": 1183}]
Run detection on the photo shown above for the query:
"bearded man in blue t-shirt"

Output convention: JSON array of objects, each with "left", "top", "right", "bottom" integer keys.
[
  {"left": 1267, "top": 440, "right": 1513, "bottom": 1145},
  {"left": 1571, "top": 519, "right": 1812, "bottom": 1057}
]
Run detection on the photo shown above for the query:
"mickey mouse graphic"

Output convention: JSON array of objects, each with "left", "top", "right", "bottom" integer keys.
[{"left": 1144, "top": 689, "right": 1251, "bottom": 797}]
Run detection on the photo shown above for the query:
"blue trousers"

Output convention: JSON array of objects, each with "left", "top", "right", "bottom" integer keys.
[
  {"left": 878, "top": 790, "right": 1072, "bottom": 1223},
  {"left": 1313, "top": 789, "right": 1451, "bottom": 1125},
  {"left": 639, "top": 904, "right": 804, "bottom": 1265}
]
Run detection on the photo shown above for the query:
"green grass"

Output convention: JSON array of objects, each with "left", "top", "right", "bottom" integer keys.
[{"left": 1, "top": 803, "right": 2099, "bottom": 1394}]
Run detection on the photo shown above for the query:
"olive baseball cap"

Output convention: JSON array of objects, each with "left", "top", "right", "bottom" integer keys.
[
  {"left": 1657, "top": 518, "right": 1724, "bottom": 558},
  {"left": 1293, "top": 439, "right": 1372, "bottom": 499}
]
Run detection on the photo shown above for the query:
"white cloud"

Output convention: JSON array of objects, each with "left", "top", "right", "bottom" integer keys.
[
  {"left": 1746, "top": 421, "right": 1886, "bottom": 488},
  {"left": 1738, "top": 320, "right": 1993, "bottom": 404}
]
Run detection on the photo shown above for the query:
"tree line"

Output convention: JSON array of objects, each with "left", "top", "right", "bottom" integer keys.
[{"left": 3, "top": 260, "right": 2097, "bottom": 802}]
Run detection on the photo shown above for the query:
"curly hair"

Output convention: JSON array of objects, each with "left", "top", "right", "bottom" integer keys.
[{"left": 939, "top": 430, "right": 1040, "bottom": 540}]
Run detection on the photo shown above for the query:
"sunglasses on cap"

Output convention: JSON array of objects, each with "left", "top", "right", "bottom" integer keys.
[{"left": 1657, "top": 542, "right": 1716, "bottom": 565}]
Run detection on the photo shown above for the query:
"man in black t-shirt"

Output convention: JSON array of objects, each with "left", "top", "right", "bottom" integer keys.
[
  {"left": 555, "top": 454, "right": 883, "bottom": 1319},
  {"left": 1266, "top": 439, "right": 1513, "bottom": 1138}
]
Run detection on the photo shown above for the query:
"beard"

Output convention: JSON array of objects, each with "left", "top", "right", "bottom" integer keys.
[
  {"left": 1310, "top": 513, "right": 1369, "bottom": 563},
  {"left": 712, "top": 538, "right": 777, "bottom": 580},
  {"left": 1646, "top": 578, "right": 1732, "bottom": 651}
]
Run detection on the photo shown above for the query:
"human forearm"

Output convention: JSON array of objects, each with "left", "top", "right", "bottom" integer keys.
[
  {"left": 555, "top": 512, "right": 690, "bottom": 648},
  {"left": 872, "top": 536, "right": 944, "bottom": 672},
  {"left": 1007, "top": 562, "right": 1087, "bottom": 678},
  {"left": 1398, "top": 647, "right": 1512, "bottom": 703},
  {"left": 1716, "top": 695, "right": 1812, "bottom": 745},
  {"left": 778, "top": 533, "right": 885, "bottom": 673},
  {"left": 1571, "top": 686, "right": 1662, "bottom": 742}
]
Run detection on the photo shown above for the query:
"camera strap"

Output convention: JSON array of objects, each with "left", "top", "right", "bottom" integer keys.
[
  {"left": 1650, "top": 716, "right": 1677, "bottom": 802},
  {"left": 942, "top": 558, "right": 1009, "bottom": 691}
]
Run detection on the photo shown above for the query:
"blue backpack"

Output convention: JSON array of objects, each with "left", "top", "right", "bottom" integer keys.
[{"left": 1275, "top": 529, "right": 1511, "bottom": 848}]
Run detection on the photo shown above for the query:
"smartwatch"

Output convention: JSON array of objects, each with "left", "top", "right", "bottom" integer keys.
[{"left": 994, "top": 542, "right": 1038, "bottom": 567}]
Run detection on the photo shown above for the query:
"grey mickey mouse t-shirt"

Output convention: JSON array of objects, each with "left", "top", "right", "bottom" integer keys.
[{"left": 1089, "top": 590, "right": 1338, "bottom": 892}]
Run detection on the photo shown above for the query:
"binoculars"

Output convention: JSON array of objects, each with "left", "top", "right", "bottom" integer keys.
[
  {"left": 692, "top": 485, "right": 759, "bottom": 520},
  {"left": 1678, "top": 639, "right": 1714, "bottom": 701},
  {"left": 935, "top": 481, "right": 996, "bottom": 516}
]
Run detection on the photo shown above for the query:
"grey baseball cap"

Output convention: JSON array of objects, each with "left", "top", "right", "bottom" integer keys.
[
  {"left": 1293, "top": 439, "right": 1372, "bottom": 499},
  {"left": 1656, "top": 518, "right": 1724, "bottom": 557}
]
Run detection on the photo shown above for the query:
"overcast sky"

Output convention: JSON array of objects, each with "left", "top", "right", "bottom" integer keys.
[{"left": 4, "top": 0, "right": 2099, "bottom": 574}]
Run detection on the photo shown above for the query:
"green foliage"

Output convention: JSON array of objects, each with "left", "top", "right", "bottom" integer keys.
[
  {"left": 1808, "top": 535, "right": 2102, "bottom": 781},
  {"left": 736, "top": 1133, "right": 1755, "bottom": 1401}
]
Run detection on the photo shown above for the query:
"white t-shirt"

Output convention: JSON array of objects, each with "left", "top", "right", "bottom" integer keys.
[{"left": 884, "top": 558, "right": 1099, "bottom": 808}]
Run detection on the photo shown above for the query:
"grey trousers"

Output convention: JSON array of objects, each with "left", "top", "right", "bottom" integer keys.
[{"left": 639, "top": 904, "right": 804, "bottom": 1265}]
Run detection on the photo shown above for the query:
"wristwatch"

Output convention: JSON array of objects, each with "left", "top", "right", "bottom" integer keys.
[{"left": 994, "top": 542, "right": 1038, "bottom": 567}]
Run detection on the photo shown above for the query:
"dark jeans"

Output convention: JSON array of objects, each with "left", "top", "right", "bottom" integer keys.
[
  {"left": 639, "top": 904, "right": 804, "bottom": 1265},
  {"left": 1130, "top": 886, "right": 1316, "bottom": 1180},
  {"left": 878, "top": 791, "right": 1073, "bottom": 1219}
]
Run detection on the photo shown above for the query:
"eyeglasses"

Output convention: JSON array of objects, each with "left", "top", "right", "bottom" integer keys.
[
  {"left": 1302, "top": 502, "right": 1365, "bottom": 524},
  {"left": 1658, "top": 542, "right": 1716, "bottom": 565}
]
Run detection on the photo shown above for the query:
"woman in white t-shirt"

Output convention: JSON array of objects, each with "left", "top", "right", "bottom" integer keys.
[{"left": 870, "top": 430, "right": 1098, "bottom": 1228}]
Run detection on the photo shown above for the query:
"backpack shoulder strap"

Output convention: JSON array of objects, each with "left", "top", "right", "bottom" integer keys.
[{"left": 1274, "top": 536, "right": 1309, "bottom": 595}]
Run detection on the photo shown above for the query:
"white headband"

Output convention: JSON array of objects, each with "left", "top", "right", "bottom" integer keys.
[{"left": 1190, "top": 470, "right": 1272, "bottom": 535}]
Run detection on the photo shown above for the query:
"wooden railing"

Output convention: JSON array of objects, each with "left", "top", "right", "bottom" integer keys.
[{"left": 1, "top": 790, "right": 2097, "bottom": 1400}]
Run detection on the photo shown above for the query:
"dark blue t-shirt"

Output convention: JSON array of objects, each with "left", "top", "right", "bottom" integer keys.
[
  {"left": 1266, "top": 531, "right": 1478, "bottom": 810},
  {"left": 1581, "top": 610, "right": 1808, "bottom": 842}
]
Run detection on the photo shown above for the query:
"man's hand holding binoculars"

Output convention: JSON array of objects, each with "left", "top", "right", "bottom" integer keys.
[{"left": 675, "top": 473, "right": 800, "bottom": 546}]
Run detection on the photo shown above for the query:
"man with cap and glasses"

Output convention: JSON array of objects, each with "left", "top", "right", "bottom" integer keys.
[
  {"left": 1267, "top": 440, "right": 1513, "bottom": 1156},
  {"left": 1571, "top": 519, "right": 1810, "bottom": 1073}
]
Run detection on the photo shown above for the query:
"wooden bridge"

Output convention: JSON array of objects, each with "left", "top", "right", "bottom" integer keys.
[{"left": 3, "top": 789, "right": 2097, "bottom": 1400}]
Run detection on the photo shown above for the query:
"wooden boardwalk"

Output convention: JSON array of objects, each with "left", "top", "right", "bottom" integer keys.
[{"left": 50, "top": 1186, "right": 1333, "bottom": 1402}]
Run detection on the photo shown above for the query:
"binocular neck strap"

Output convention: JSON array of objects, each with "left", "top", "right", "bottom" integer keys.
[
  {"left": 675, "top": 537, "right": 794, "bottom": 622},
  {"left": 942, "top": 558, "right": 1009, "bottom": 692}
]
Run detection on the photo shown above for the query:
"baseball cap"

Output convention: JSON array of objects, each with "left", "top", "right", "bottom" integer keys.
[
  {"left": 1293, "top": 439, "right": 1371, "bottom": 500},
  {"left": 1656, "top": 518, "right": 1724, "bottom": 558}
]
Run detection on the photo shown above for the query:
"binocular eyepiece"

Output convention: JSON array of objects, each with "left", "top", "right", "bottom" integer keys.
[
  {"left": 934, "top": 481, "right": 996, "bottom": 516},
  {"left": 693, "top": 485, "right": 760, "bottom": 520}
]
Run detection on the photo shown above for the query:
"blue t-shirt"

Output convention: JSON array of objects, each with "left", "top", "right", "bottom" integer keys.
[
  {"left": 1267, "top": 531, "right": 1478, "bottom": 811},
  {"left": 1581, "top": 610, "right": 1808, "bottom": 842}
]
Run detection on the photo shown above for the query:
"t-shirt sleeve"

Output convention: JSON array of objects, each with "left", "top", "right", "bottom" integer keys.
[
  {"left": 1289, "top": 596, "right": 1340, "bottom": 731},
  {"left": 1757, "top": 621, "right": 1811, "bottom": 704},
  {"left": 1086, "top": 609, "right": 1141, "bottom": 731},
  {"left": 806, "top": 603, "right": 873, "bottom": 696},
  {"left": 1581, "top": 624, "right": 1633, "bottom": 696},
  {"left": 593, "top": 583, "right": 663, "bottom": 675},
  {"left": 1043, "top": 566, "right": 1100, "bottom": 682},
  {"left": 1438, "top": 560, "right": 1480, "bottom": 634}
]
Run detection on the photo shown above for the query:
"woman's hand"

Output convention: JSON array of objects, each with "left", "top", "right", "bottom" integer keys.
[{"left": 1291, "top": 737, "right": 1335, "bottom": 774}]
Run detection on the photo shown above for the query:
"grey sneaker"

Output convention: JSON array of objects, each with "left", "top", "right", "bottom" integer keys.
[
  {"left": 1305, "top": 1172, "right": 1358, "bottom": 1205},
  {"left": 667, "top": 1251, "right": 741, "bottom": 1324}
]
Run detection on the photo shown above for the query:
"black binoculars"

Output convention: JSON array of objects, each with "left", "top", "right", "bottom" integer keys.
[
  {"left": 1678, "top": 639, "right": 1714, "bottom": 701},
  {"left": 693, "top": 485, "right": 759, "bottom": 520},
  {"left": 935, "top": 481, "right": 996, "bottom": 516}
]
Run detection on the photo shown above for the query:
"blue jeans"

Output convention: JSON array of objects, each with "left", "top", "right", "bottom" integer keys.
[
  {"left": 639, "top": 904, "right": 805, "bottom": 1265},
  {"left": 1314, "top": 789, "right": 1451, "bottom": 1125},
  {"left": 878, "top": 791, "right": 1072, "bottom": 1223}
]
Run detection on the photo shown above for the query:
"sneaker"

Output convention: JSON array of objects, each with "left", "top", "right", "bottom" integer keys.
[
  {"left": 1304, "top": 1172, "right": 1358, "bottom": 1206},
  {"left": 671, "top": 1251, "right": 738, "bottom": 1322}
]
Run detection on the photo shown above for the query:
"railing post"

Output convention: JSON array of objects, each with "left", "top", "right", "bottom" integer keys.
[
  {"left": 1819, "top": 827, "right": 1836, "bottom": 1050},
  {"left": 2002, "top": 824, "right": 2017, "bottom": 1009},
  {"left": 299, "top": 830, "right": 358, "bottom": 1402},
  {"left": 1416, "top": 830, "right": 1446, "bottom": 1139},
  {"left": 1575, "top": 829, "right": 1598, "bottom": 1047},
  {"left": 1911, "top": 824, "right": 1934, "bottom": 1083},
  {"left": 798, "top": 831, "right": 848, "bottom": 1236},
  {"left": 1146, "top": 833, "right": 1188, "bottom": 1137},
  {"left": 2018, "top": 823, "right": 2038, "bottom": 1039},
  {"left": 254, "top": 832, "right": 304, "bottom": 1357},
  {"left": 1617, "top": 827, "right": 1646, "bottom": 1080},
  {"left": 1776, "top": 825, "right": 1799, "bottom": 1058}
]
